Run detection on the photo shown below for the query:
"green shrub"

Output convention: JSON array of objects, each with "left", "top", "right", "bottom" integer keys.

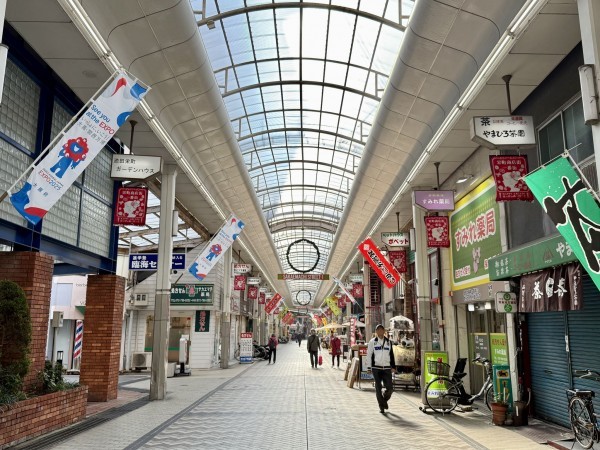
[{"left": 39, "top": 360, "right": 79, "bottom": 393}]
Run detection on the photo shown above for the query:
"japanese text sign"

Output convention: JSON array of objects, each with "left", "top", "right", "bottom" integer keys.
[
  {"left": 388, "top": 250, "right": 408, "bottom": 273},
  {"left": 114, "top": 187, "right": 148, "bottom": 226},
  {"left": 233, "top": 275, "right": 246, "bottom": 291},
  {"left": 170, "top": 284, "right": 214, "bottom": 305},
  {"left": 489, "top": 155, "right": 534, "bottom": 202},
  {"left": 194, "top": 310, "right": 210, "bottom": 332},
  {"left": 247, "top": 277, "right": 261, "bottom": 285},
  {"left": 524, "top": 157, "right": 600, "bottom": 291},
  {"left": 233, "top": 263, "right": 251, "bottom": 274},
  {"left": 495, "top": 292, "right": 517, "bottom": 314},
  {"left": 264, "top": 293, "right": 283, "bottom": 315},
  {"left": 357, "top": 237, "right": 400, "bottom": 289},
  {"left": 381, "top": 232, "right": 410, "bottom": 247},
  {"left": 110, "top": 154, "right": 162, "bottom": 180},
  {"left": 414, "top": 190, "right": 455, "bottom": 211},
  {"left": 471, "top": 115, "right": 536, "bottom": 149},
  {"left": 519, "top": 263, "right": 582, "bottom": 312},
  {"left": 129, "top": 253, "right": 185, "bottom": 271},
  {"left": 325, "top": 296, "right": 342, "bottom": 316},
  {"left": 425, "top": 216, "right": 450, "bottom": 248}
]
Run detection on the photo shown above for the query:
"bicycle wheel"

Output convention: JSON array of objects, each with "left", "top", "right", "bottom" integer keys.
[
  {"left": 569, "top": 396, "right": 595, "bottom": 449},
  {"left": 484, "top": 385, "right": 493, "bottom": 410},
  {"left": 425, "top": 377, "right": 460, "bottom": 413},
  {"left": 233, "top": 349, "right": 240, "bottom": 361}
]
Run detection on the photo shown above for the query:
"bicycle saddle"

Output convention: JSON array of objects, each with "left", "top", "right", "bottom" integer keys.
[{"left": 452, "top": 372, "right": 467, "bottom": 380}]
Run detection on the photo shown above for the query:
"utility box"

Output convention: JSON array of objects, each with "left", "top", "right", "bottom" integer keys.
[{"left": 51, "top": 311, "right": 64, "bottom": 328}]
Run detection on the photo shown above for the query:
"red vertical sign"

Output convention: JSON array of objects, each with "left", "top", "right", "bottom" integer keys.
[
  {"left": 247, "top": 286, "right": 258, "bottom": 300},
  {"left": 352, "top": 283, "right": 364, "bottom": 298},
  {"left": 388, "top": 250, "right": 407, "bottom": 273},
  {"left": 357, "top": 237, "right": 401, "bottom": 288},
  {"left": 425, "top": 216, "right": 450, "bottom": 248},
  {"left": 233, "top": 275, "right": 246, "bottom": 291},
  {"left": 264, "top": 293, "right": 282, "bottom": 314},
  {"left": 114, "top": 187, "right": 148, "bottom": 226},
  {"left": 259, "top": 291, "right": 266, "bottom": 304}
]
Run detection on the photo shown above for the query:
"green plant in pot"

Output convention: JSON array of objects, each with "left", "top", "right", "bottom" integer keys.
[{"left": 491, "top": 391, "right": 509, "bottom": 426}]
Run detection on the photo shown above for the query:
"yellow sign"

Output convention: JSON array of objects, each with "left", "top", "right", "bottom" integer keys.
[{"left": 325, "top": 296, "right": 341, "bottom": 316}]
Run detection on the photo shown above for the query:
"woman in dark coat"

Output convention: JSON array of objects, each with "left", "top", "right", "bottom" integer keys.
[{"left": 330, "top": 333, "right": 342, "bottom": 368}]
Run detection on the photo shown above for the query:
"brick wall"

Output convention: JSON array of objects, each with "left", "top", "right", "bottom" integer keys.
[
  {"left": 80, "top": 275, "right": 125, "bottom": 402},
  {"left": 0, "top": 252, "right": 53, "bottom": 392},
  {"left": 0, "top": 385, "right": 87, "bottom": 449}
]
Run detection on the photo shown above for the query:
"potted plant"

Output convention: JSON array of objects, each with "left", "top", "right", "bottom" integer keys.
[{"left": 490, "top": 391, "right": 509, "bottom": 426}]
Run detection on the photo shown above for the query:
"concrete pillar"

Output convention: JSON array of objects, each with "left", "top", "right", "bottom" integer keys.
[
  {"left": 412, "top": 202, "right": 432, "bottom": 352},
  {"left": 220, "top": 249, "right": 232, "bottom": 368},
  {"left": 80, "top": 274, "right": 126, "bottom": 401},
  {"left": 0, "top": 251, "right": 53, "bottom": 392}
]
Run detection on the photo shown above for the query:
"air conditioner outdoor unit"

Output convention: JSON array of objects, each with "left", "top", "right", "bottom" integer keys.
[{"left": 132, "top": 352, "right": 151, "bottom": 369}]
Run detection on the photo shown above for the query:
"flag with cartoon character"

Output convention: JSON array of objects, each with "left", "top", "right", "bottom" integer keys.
[
  {"left": 9, "top": 70, "right": 148, "bottom": 225},
  {"left": 188, "top": 214, "right": 245, "bottom": 281}
]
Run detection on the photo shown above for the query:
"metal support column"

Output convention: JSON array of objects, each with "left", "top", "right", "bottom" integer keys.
[
  {"left": 149, "top": 164, "right": 177, "bottom": 400},
  {"left": 412, "top": 200, "right": 432, "bottom": 352},
  {"left": 220, "top": 248, "right": 232, "bottom": 368}
]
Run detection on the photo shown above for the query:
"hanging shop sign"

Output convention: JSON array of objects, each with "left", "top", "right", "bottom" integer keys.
[
  {"left": 325, "top": 296, "right": 342, "bottom": 316},
  {"left": 495, "top": 292, "right": 517, "bottom": 314},
  {"left": 489, "top": 234, "right": 577, "bottom": 281},
  {"left": 388, "top": 250, "right": 408, "bottom": 273},
  {"left": 247, "top": 277, "right": 261, "bottom": 285},
  {"left": 259, "top": 291, "right": 266, "bottom": 305},
  {"left": 129, "top": 253, "right": 185, "bottom": 271},
  {"left": 349, "top": 273, "right": 363, "bottom": 283},
  {"left": 332, "top": 276, "right": 356, "bottom": 304},
  {"left": 247, "top": 286, "right": 258, "bottom": 300},
  {"left": 490, "top": 333, "right": 509, "bottom": 366},
  {"left": 277, "top": 273, "right": 330, "bottom": 280},
  {"left": 278, "top": 305, "right": 289, "bottom": 320},
  {"left": 381, "top": 232, "right": 410, "bottom": 247},
  {"left": 424, "top": 216, "right": 450, "bottom": 248},
  {"left": 233, "top": 275, "right": 246, "bottom": 291},
  {"left": 194, "top": 310, "right": 210, "bottom": 332},
  {"left": 170, "top": 284, "right": 214, "bottom": 305},
  {"left": 470, "top": 115, "right": 536, "bottom": 149},
  {"left": 114, "top": 187, "right": 148, "bottom": 226},
  {"left": 489, "top": 155, "right": 534, "bottom": 202},
  {"left": 357, "top": 237, "right": 401, "bottom": 289},
  {"left": 519, "top": 263, "right": 583, "bottom": 312},
  {"left": 111, "top": 154, "right": 162, "bottom": 181},
  {"left": 352, "top": 283, "right": 364, "bottom": 298},
  {"left": 414, "top": 190, "right": 455, "bottom": 211},
  {"left": 264, "top": 293, "right": 283, "bottom": 315},
  {"left": 524, "top": 156, "right": 600, "bottom": 291},
  {"left": 450, "top": 178, "right": 503, "bottom": 291},
  {"left": 188, "top": 214, "right": 245, "bottom": 281},
  {"left": 233, "top": 263, "right": 251, "bottom": 274}
]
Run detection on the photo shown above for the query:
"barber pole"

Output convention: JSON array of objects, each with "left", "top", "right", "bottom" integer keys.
[{"left": 73, "top": 320, "right": 83, "bottom": 369}]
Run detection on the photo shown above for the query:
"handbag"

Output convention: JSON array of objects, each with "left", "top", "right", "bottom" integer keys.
[{"left": 318, "top": 354, "right": 323, "bottom": 366}]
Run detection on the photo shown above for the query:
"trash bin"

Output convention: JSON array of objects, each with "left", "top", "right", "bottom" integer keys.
[
  {"left": 167, "top": 362, "right": 176, "bottom": 378},
  {"left": 513, "top": 400, "right": 528, "bottom": 426}
]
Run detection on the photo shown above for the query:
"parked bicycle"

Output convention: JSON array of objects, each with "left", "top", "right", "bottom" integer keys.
[
  {"left": 567, "top": 369, "right": 600, "bottom": 449},
  {"left": 423, "top": 356, "right": 494, "bottom": 414}
]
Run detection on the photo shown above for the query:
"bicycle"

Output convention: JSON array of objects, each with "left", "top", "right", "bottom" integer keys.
[
  {"left": 423, "top": 357, "right": 494, "bottom": 414},
  {"left": 566, "top": 369, "right": 600, "bottom": 449}
]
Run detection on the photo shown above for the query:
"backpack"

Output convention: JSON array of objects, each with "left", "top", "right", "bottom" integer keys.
[{"left": 269, "top": 337, "right": 277, "bottom": 349}]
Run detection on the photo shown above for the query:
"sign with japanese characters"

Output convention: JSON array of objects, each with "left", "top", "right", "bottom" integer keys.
[
  {"left": 381, "top": 232, "right": 410, "bottom": 247},
  {"left": 325, "top": 296, "right": 342, "bottom": 316},
  {"left": 114, "top": 187, "right": 148, "bottom": 226},
  {"left": 332, "top": 276, "right": 356, "bottom": 304},
  {"left": 490, "top": 155, "right": 534, "bottom": 202},
  {"left": 388, "top": 250, "right": 408, "bottom": 273},
  {"left": 358, "top": 237, "right": 401, "bottom": 289},
  {"left": 414, "top": 190, "right": 455, "bottom": 211},
  {"left": 495, "top": 292, "right": 517, "bottom": 314},
  {"left": 233, "top": 275, "right": 246, "bottom": 291},
  {"left": 9, "top": 71, "right": 148, "bottom": 225},
  {"left": 259, "top": 291, "right": 266, "bottom": 305},
  {"left": 349, "top": 273, "right": 363, "bottom": 283},
  {"left": 489, "top": 333, "right": 509, "bottom": 365},
  {"left": 525, "top": 157, "right": 600, "bottom": 291},
  {"left": 170, "top": 284, "right": 214, "bottom": 305},
  {"left": 194, "top": 310, "right": 210, "bottom": 332},
  {"left": 425, "top": 216, "right": 450, "bottom": 248},
  {"left": 352, "top": 283, "right": 364, "bottom": 298},
  {"left": 247, "top": 286, "right": 258, "bottom": 300},
  {"left": 247, "top": 277, "right": 261, "bottom": 285},
  {"left": 188, "top": 214, "right": 245, "bottom": 281},
  {"left": 519, "top": 263, "right": 583, "bottom": 312},
  {"left": 264, "top": 293, "right": 283, "bottom": 315},
  {"left": 233, "top": 263, "right": 251, "bottom": 274},
  {"left": 240, "top": 332, "right": 253, "bottom": 363},
  {"left": 110, "top": 154, "right": 162, "bottom": 180},
  {"left": 450, "top": 178, "right": 502, "bottom": 290},
  {"left": 471, "top": 115, "right": 536, "bottom": 149},
  {"left": 129, "top": 253, "right": 185, "bottom": 271}
]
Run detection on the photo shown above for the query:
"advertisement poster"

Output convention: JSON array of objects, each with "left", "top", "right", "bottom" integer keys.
[
  {"left": 113, "top": 187, "right": 148, "bottom": 226},
  {"left": 489, "top": 155, "right": 534, "bottom": 202},
  {"left": 489, "top": 333, "right": 508, "bottom": 366},
  {"left": 422, "top": 351, "right": 449, "bottom": 403},
  {"left": 425, "top": 216, "right": 450, "bottom": 248},
  {"left": 240, "top": 332, "right": 253, "bottom": 364},
  {"left": 194, "top": 310, "right": 210, "bottom": 332}
]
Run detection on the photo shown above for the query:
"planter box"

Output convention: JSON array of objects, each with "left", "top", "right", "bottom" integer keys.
[{"left": 0, "top": 386, "right": 88, "bottom": 449}]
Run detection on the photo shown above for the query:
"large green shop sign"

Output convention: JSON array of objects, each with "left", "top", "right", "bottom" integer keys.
[{"left": 170, "top": 284, "right": 214, "bottom": 305}]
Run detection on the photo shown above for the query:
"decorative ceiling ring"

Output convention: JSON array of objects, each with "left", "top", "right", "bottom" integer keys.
[
  {"left": 286, "top": 238, "right": 320, "bottom": 273},
  {"left": 295, "top": 290, "right": 312, "bottom": 305}
]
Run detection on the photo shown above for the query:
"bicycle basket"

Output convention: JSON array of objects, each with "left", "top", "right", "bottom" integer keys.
[{"left": 427, "top": 360, "right": 450, "bottom": 377}]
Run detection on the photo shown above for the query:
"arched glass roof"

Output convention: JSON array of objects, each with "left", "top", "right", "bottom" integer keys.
[{"left": 194, "top": 0, "right": 413, "bottom": 305}]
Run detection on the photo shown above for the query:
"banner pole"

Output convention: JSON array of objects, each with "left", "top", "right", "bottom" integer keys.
[{"left": 565, "top": 150, "right": 600, "bottom": 203}]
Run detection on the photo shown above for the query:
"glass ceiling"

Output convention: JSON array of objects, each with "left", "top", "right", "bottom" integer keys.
[{"left": 194, "top": 0, "right": 413, "bottom": 305}]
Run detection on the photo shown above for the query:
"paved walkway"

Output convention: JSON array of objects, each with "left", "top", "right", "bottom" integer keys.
[{"left": 19, "top": 344, "right": 572, "bottom": 449}]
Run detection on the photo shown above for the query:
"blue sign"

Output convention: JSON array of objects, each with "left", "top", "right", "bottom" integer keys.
[{"left": 129, "top": 253, "right": 186, "bottom": 271}]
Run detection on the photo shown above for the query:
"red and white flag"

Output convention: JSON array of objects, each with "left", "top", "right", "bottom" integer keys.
[
  {"left": 357, "top": 237, "right": 401, "bottom": 288},
  {"left": 264, "top": 293, "right": 283, "bottom": 315}
]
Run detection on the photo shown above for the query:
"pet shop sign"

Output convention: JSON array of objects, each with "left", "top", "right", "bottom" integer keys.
[
  {"left": 7, "top": 71, "right": 148, "bottom": 225},
  {"left": 489, "top": 155, "right": 534, "bottom": 202},
  {"left": 470, "top": 115, "right": 536, "bottom": 149},
  {"left": 450, "top": 178, "right": 503, "bottom": 290}
]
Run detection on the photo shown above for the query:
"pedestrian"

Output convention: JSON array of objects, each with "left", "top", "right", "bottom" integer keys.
[
  {"left": 366, "top": 324, "right": 396, "bottom": 414},
  {"left": 268, "top": 334, "right": 278, "bottom": 364},
  {"left": 330, "top": 333, "right": 342, "bottom": 368},
  {"left": 307, "top": 329, "right": 320, "bottom": 369},
  {"left": 297, "top": 333, "right": 303, "bottom": 347}
]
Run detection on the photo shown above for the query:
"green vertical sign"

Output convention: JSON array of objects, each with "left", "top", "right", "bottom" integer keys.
[
  {"left": 492, "top": 364, "right": 513, "bottom": 411},
  {"left": 421, "top": 351, "right": 449, "bottom": 404},
  {"left": 525, "top": 157, "right": 600, "bottom": 291},
  {"left": 490, "top": 333, "right": 508, "bottom": 365}
]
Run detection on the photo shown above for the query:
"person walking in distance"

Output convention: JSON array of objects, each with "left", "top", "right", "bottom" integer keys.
[
  {"left": 268, "top": 334, "right": 278, "bottom": 364},
  {"left": 297, "top": 332, "right": 303, "bottom": 347},
  {"left": 366, "top": 324, "right": 396, "bottom": 414},
  {"left": 330, "top": 333, "right": 342, "bottom": 368},
  {"left": 307, "top": 329, "right": 320, "bottom": 369}
]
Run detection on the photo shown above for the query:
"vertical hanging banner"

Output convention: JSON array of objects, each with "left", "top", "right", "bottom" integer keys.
[
  {"left": 388, "top": 250, "right": 407, "bottom": 273},
  {"left": 233, "top": 275, "right": 246, "bottom": 291},
  {"left": 9, "top": 71, "right": 149, "bottom": 225},
  {"left": 489, "top": 155, "right": 534, "bottom": 202},
  {"left": 325, "top": 296, "right": 342, "bottom": 316},
  {"left": 264, "top": 293, "right": 283, "bottom": 315},
  {"left": 357, "top": 237, "right": 401, "bottom": 288},
  {"left": 259, "top": 291, "right": 266, "bottom": 305},
  {"left": 352, "top": 283, "right": 364, "bottom": 298},
  {"left": 188, "top": 214, "right": 245, "bottom": 281},
  {"left": 524, "top": 156, "right": 600, "bottom": 291},
  {"left": 425, "top": 216, "right": 450, "bottom": 248},
  {"left": 332, "top": 276, "right": 356, "bottom": 304},
  {"left": 247, "top": 285, "right": 258, "bottom": 300},
  {"left": 114, "top": 187, "right": 148, "bottom": 226}
]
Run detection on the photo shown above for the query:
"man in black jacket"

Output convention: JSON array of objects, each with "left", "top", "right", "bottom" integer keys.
[{"left": 307, "top": 329, "right": 320, "bottom": 369}]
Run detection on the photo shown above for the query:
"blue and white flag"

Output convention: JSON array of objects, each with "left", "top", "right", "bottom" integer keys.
[
  {"left": 10, "top": 71, "right": 148, "bottom": 225},
  {"left": 188, "top": 214, "right": 245, "bottom": 281}
]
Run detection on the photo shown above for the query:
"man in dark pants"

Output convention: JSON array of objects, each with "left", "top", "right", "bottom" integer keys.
[
  {"left": 366, "top": 324, "right": 396, "bottom": 413},
  {"left": 307, "top": 329, "right": 320, "bottom": 368}
]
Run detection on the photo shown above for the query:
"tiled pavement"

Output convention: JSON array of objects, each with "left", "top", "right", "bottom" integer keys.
[{"left": 22, "top": 344, "right": 572, "bottom": 449}]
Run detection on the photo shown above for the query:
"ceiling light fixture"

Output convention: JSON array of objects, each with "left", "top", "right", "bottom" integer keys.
[{"left": 456, "top": 174, "right": 473, "bottom": 184}]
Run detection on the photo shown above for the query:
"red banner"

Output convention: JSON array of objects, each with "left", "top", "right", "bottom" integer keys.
[
  {"left": 490, "top": 155, "right": 534, "bottom": 202},
  {"left": 233, "top": 275, "right": 246, "bottom": 291},
  {"left": 352, "top": 283, "right": 364, "bottom": 298},
  {"left": 388, "top": 250, "right": 407, "bottom": 273},
  {"left": 114, "top": 187, "right": 148, "bottom": 226},
  {"left": 337, "top": 296, "right": 346, "bottom": 309},
  {"left": 264, "top": 293, "right": 282, "bottom": 314},
  {"left": 259, "top": 291, "right": 266, "bottom": 304},
  {"left": 357, "top": 237, "right": 401, "bottom": 288},
  {"left": 425, "top": 216, "right": 450, "bottom": 248},
  {"left": 315, "top": 315, "right": 323, "bottom": 326},
  {"left": 283, "top": 311, "right": 295, "bottom": 325},
  {"left": 247, "top": 286, "right": 258, "bottom": 300}
]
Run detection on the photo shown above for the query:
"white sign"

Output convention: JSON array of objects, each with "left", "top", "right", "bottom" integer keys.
[
  {"left": 471, "top": 116, "right": 536, "bottom": 149},
  {"left": 233, "top": 263, "right": 251, "bottom": 274},
  {"left": 111, "top": 154, "right": 162, "bottom": 180},
  {"left": 259, "top": 287, "right": 268, "bottom": 293},
  {"left": 240, "top": 332, "right": 253, "bottom": 363},
  {"left": 247, "top": 277, "right": 261, "bottom": 285},
  {"left": 349, "top": 273, "right": 363, "bottom": 283},
  {"left": 381, "top": 232, "right": 410, "bottom": 247},
  {"left": 495, "top": 291, "right": 518, "bottom": 313}
]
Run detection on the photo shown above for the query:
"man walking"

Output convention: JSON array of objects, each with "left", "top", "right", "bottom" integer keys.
[
  {"left": 366, "top": 324, "right": 396, "bottom": 414},
  {"left": 307, "top": 329, "right": 320, "bottom": 369},
  {"left": 268, "top": 334, "right": 278, "bottom": 364}
]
